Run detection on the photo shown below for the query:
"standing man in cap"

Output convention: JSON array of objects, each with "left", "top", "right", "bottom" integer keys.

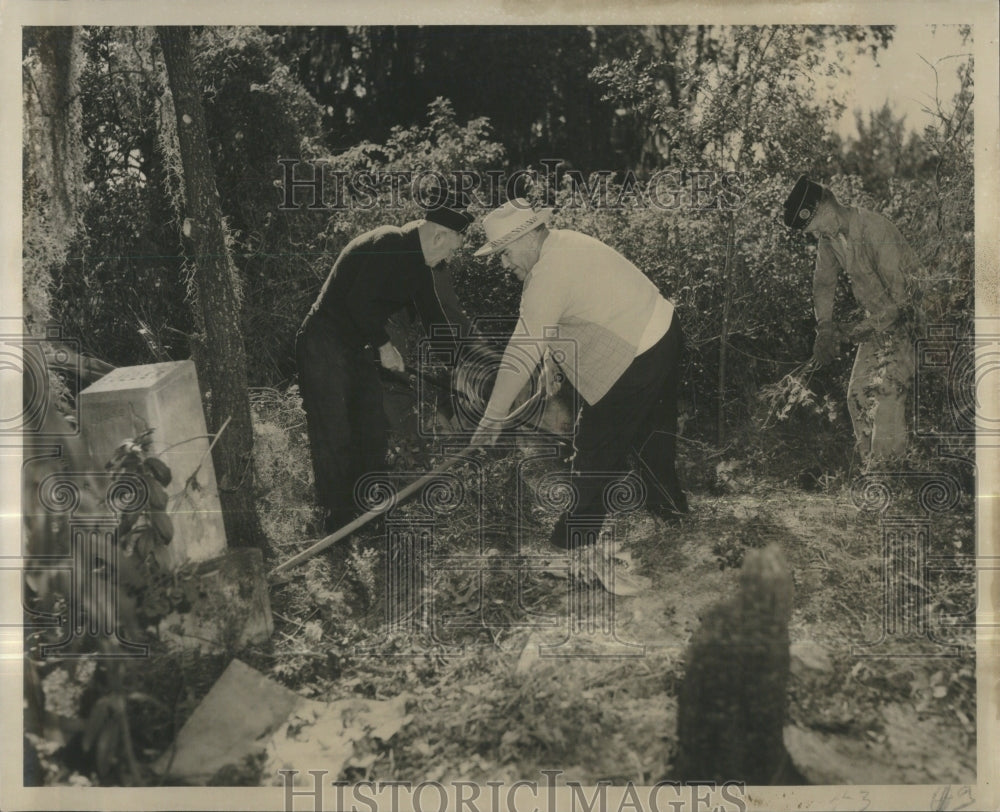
[
  {"left": 783, "top": 175, "right": 921, "bottom": 460},
  {"left": 296, "top": 195, "right": 474, "bottom": 533},
  {"left": 471, "top": 198, "right": 688, "bottom": 557}
]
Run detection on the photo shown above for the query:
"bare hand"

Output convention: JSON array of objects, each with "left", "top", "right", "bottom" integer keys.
[
  {"left": 542, "top": 352, "right": 562, "bottom": 398},
  {"left": 812, "top": 323, "right": 839, "bottom": 366},
  {"left": 379, "top": 342, "right": 405, "bottom": 372}
]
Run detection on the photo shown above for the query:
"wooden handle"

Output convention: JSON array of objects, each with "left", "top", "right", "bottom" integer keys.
[{"left": 268, "top": 445, "right": 475, "bottom": 579}]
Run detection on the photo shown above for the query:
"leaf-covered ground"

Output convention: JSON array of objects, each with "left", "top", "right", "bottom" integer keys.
[
  {"left": 29, "top": 418, "right": 976, "bottom": 787},
  {"left": 246, "top": 447, "right": 976, "bottom": 787}
]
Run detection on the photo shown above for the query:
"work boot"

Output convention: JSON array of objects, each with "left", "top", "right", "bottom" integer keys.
[{"left": 583, "top": 541, "right": 652, "bottom": 597}]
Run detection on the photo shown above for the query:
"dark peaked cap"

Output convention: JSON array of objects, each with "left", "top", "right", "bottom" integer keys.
[
  {"left": 422, "top": 189, "right": 475, "bottom": 234},
  {"left": 783, "top": 175, "right": 824, "bottom": 229}
]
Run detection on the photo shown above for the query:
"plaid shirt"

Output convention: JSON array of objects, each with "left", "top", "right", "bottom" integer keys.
[{"left": 486, "top": 229, "right": 671, "bottom": 413}]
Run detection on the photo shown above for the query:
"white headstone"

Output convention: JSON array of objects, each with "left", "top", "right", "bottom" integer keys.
[{"left": 79, "top": 360, "right": 227, "bottom": 565}]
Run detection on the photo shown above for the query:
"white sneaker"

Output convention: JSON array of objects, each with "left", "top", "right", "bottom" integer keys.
[{"left": 570, "top": 542, "right": 651, "bottom": 597}]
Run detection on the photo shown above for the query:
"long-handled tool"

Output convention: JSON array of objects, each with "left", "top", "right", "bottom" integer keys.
[
  {"left": 379, "top": 365, "right": 453, "bottom": 395},
  {"left": 268, "top": 443, "right": 476, "bottom": 581},
  {"left": 268, "top": 388, "right": 547, "bottom": 581}
]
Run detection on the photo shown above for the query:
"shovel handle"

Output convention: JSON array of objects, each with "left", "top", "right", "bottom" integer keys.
[
  {"left": 268, "top": 444, "right": 476, "bottom": 579},
  {"left": 269, "top": 386, "right": 550, "bottom": 580},
  {"left": 379, "top": 364, "right": 453, "bottom": 394}
]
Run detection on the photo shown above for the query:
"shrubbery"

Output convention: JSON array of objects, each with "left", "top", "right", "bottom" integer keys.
[{"left": 29, "top": 26, "right": 975, "bottom": 470}]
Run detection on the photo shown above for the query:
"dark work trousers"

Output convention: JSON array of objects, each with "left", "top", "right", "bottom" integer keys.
[
  {"left": 551, "top": 318, "right": 688, "bottom": 550},
  {"left": 295, "top": 324, "right": 388, "bottom": 532}
]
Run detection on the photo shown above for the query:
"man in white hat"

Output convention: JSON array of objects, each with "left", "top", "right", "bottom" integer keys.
[{"left": 471, "top": 198, "right": 688, "bottom": 557}]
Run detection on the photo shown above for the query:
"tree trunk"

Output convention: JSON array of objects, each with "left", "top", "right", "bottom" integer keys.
[
  {"left": 158, "top": 26, "right": 266, "bottom": 553},
  {"left": 23, "top": 26, "right": 82, "bottom": 328},
  {"left": 675, "top": 545, "right": 804, "bottom": 784},
  {"left": 717, "top": 217, "right": 736, "bottom": 446},
  {"left": 30, "top": 27, "right": 79, "bottom": 237}
]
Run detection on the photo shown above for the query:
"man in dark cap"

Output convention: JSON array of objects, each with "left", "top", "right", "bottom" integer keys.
[
  {"left": 783, "top": 175, "right": 921, "bottom": 460},
  {"left": 296, "top": 195, "right": 474, "bottom": 533}
]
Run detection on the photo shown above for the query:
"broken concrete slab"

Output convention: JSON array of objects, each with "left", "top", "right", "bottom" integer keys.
[
  {"left": 153, "top": 658, "right": 412, "bottom": 786},
  {"left": 158, "top": 547, "right": 274, "bottom": 653},
  {"left": 79, "top": 360, "right": 227, "bottom": 566},
  {"left": 153, "top": 658, "right": 300, "bottom": 784},
  {"left": 783, "top": 724, "right": 902, "bottom": 785}
]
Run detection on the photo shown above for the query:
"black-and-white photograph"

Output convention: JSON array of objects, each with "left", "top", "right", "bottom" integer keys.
[{"left": 3, "top": 3, "right": 998, "bottom": 811}]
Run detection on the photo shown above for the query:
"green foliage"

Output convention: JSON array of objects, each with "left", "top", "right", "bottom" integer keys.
[
  {"left": 22, "top": 420, "right": 180, "bottom": 786},
  {"left": 48, "top": 28, "right": 193, "bottom": 363},
  {"left": 322, "top": 96, "right": 506, "bottom": 231},
  {"left": 41, "top": 27, "right": 328, "bottom": 380},
  {"left": 250, "top": 385, "right": 317, "bottom": 542},
  {"left": 552, "top": 25, "right": 970, "bottom": 454},
  {"left": 107, "top": 429, "right": 174, "bottom": 554},
  {"left": 831, "top": 104, "right": 932, "bottom": 199},
  {"left": 758, "top": 363, "right": 838, "bottom": 429},
  {"left": 192, "top": 27, "right": 328, "bottom": 382},
  {"left": 31, "top": 24, "right": 976, "bottom": 470},
  {"left": 273, "top": 26, "right": 635, "bottom": 171},
  {"left": 317, "top": 99, "right": 518, "bottom": 345}
]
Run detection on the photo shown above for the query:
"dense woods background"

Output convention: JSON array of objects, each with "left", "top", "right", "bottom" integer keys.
[
  {"left": 24, "top": 26, "right": 974, "bottom": 455},
  {"left": 20, "top": 25, "right": 979, "bottom": 789}
]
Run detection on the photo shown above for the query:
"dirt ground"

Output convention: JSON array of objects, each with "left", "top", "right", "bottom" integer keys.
[
  {"left": 30, "top": 440, "right": 974, "bottom": 787},
  {"left": 258, "top": 449, "right": 977, "bottom": 788}
]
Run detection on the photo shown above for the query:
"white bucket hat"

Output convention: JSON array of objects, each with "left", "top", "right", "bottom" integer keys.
[{"left": 474, "top": 198, "right": 554, "bottom": 257}]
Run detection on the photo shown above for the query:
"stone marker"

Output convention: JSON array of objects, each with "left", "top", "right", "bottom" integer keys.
[
  {"left": 155, "top": 658, "right": 412, "bottom": 785},
  {"left": 159, "top": 548, "right": 274, "bottom": 653},
  {"left": 79, "top": 360, "right": 227, "bottom": 565},
  {"left": 153, "top": 658, "right": 300, "bottom": 784}
]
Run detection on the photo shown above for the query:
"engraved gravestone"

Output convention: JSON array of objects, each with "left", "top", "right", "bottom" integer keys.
[{"left": 78, "top": 360, "right": 227, "bottom": 565}]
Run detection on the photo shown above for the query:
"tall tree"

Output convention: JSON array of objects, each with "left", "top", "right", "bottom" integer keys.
[
  {"left": 22, "top": 26, "right": 83, "bottom": 329},
  {"left": 157, "top": 26, "right": 265, "bottom": 552},
  {"left": 272, "top": 25, "right": 630, "bottom": 172},
  {"left": 591, "top": 25, "right": 893, "bottom": 441},
  {"left": 831, "top": 103, "right": 929, "bottom": 199}
]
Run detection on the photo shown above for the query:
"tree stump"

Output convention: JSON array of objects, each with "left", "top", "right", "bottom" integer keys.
[{"left": 674, "top": 544, "right": 805, "bottom": 784}]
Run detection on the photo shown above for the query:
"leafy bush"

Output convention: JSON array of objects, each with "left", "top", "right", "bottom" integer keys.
[
  {"left": 250, "top": 385, "right": 317, "bottom": 542},
  {"left": 32, "top": 25, "right": 975, "bottom": 474}
]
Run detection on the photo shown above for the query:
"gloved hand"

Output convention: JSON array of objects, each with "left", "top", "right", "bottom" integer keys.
[
  {"left": 812, "top": 322, "right": 839, "bottom": 366},
  {"left": 378, "top": 341, "right": 405, "bottom": 372}
]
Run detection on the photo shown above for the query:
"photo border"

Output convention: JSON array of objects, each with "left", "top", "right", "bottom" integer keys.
[{"left": 2, "top": 2, "right": 997, "bottom": 810}]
